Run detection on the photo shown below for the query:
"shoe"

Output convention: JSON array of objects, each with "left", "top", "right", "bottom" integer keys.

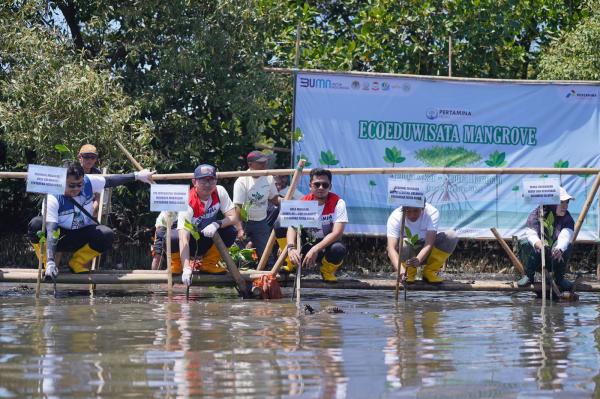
[
  {"left": 320, "top": 257, "right": 341, "bottom": 282},
  {"left": 170, "top": 251, "right": 182, "bottom": 273},
  {"left": 404, "top": 265, "right": 417, "bottom": 284},
  {"left": 517, "top": 276, "right": 532, "bottom": 287},
  {"left": 276, "top": 238, "right": 295, "bottom": 273}
]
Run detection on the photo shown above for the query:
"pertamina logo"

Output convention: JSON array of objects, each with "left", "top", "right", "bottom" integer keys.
[
  {"left": 565, "top": 89, "right": 598, "bottom": 99},
  {"left": 425, "top": 107, "right": 472, "bottom": 120}
]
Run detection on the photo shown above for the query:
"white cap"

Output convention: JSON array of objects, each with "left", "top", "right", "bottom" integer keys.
[{"left": 559, "top": 187, "right": 575, "bottom": 202}]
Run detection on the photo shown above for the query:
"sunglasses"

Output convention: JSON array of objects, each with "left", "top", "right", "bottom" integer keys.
[
  {"left": 311, "top": 182, "right": 330, "bottom": 189},
  {"left": 81, "top": 154, "right": 97, "bottom": 160},
  {"left": 68, "top": 183, "right": 84, "bottom": 189}
]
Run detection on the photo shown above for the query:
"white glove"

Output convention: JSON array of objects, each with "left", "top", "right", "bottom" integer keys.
[
  {"left": 45, "top": 260, "right": 58, "bottom": 279},
  {"left": 134, "top": 169, "right": 155, "bottom": 184},
  {"left": 182, "top": 267, "right": 193, "bottom": 286},
  {"left": 201, "top": 222, "right": 220, "bottom": 238}
]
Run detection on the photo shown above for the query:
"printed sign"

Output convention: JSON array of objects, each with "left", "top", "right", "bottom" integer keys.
[
  {"left": 522, "top": 178, "right": 560, "bottom": 205},
  {"left": 26, "top": 164, "right": 67, "bottom": 195},
  {"left": 279, "top": 200, "right": 320, "bottom": 228},
  {"left": 387, "top": 178, "right": 425, "bottom": 207},
  {"left": 150, "top": 184, "right": 189, "bottom": 212}
]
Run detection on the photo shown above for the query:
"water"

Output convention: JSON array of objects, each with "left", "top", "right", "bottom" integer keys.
[{"left": 0, "top": 285, "right": 599, "bottom": 398}]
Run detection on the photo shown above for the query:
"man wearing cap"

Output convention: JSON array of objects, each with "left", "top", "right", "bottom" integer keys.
[
  {"left": 78, "top": 144, "right": 102, "bottom": 175},
  {"left": 386, "top": 202, "right": 458, "bottom": 284},
  {"left": 283, "top": 168, "right": 348, "bottom": 282},
  {"left": 233, "top": 151, "right": 280, "bottom": 261},
  {"left": 178, "top": 164, "right": 239, "bottom": 286},
  {"left": 517, "top": 186, "right": 576, "bottom": 291},
  {"left": 28, "top": 162, "right": 154, "bottom": 279}
]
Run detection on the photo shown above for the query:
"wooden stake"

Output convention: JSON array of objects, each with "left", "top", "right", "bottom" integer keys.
[
  {"left": 539, "top": 207, "right": 546, "bottom": 303},
  {"left": 256, "top": 159, "right": 306, "bottom": 271},
  {"left": 490, "top": 227, "right": 525, "bottom": 276},
  {"left": 394, "top": 212, "right": 406, "bottom": 302},
  {"left": 166, "top": 213, "right": 173, "bottom": 297},
  {"left": 572, "top": 172, "right": 600, "bottom": 243},
  {"left": 295, "top": 226, "right": 302, "bottom": 308},
  {"left": 35, "top": 195, "right": 48, "bottom": 298},
  {"left": 212, "top": 232, "right": 250, "bottom": 298},
  {"left": 90, "top": 167, "right": 108, "bottom": 294},
  {"left": 269, "top": 246, "right": 289, "bottom": 276}
]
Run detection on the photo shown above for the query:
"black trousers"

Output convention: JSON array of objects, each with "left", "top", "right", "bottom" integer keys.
[{"left": 28, "top": 216, "right": 113, "bottom": 253}]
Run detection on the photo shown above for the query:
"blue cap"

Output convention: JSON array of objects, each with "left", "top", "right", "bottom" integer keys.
[{"left": 194, "top": 164, "right": 217, "bottom": 179}]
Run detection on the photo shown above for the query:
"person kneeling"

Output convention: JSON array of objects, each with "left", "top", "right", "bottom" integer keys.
[
  {"left": 278, "top": 168, "right": 348, "bottom": 282},
  {"left": 28, "top": 162, "right": 154, "bottom": 279},
  {"left": 386, "top": 203, "right": 458, "bottom": 284},
  {"left": 178, "top": 164, "right": 238, "bottom": 286}
]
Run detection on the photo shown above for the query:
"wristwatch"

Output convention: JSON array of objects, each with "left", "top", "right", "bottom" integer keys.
[{"left": 286, "top": 243, "right": 296, "bottom": 250}]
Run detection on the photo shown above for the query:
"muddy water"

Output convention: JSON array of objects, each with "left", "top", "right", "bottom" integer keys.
[{"left": 0, "top": 286, "right": 599, "bottom": 398}]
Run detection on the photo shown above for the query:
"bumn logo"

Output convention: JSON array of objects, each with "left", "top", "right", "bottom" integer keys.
[{"left": 300, "top": 77, "right": 332, "bottom": 89}]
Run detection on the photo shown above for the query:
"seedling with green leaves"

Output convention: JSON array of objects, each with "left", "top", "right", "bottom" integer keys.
[
  {"left": 542, "top": 212, "right": 555, "bottom": 248},
  {"left": 228, "top": 244, "right": 257, "bottom": 269},
  {"left": 485, "top": 151, "right": 507, "bottom": 167},
  {"left": 183, "top": 219, "right": 202, "bottom": 259},
  {"left": 239, "top": 200, "right": 255, "bottom": 222},
  {"left": 403, "top": 226, "right": 420, "bottom": 249}
]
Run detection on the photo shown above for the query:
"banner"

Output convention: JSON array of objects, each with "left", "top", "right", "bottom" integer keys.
[{"left": 293, "top": 71, "right": 600, "bottom": 239}]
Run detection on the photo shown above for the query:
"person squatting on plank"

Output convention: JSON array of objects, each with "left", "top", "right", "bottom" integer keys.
[
  {"left": 517, "top": 186, "right": 575, "bottom": 291},
  {"left": 275, "top": 168, "right": 348, "bottom": 282},
  {"left": 28, "top": 162, "right": 154, "bottom": 279},
  {"left": 178, "top": 164, "right": 239, "bottom": 286},
  {"left": 386, "top": 202, "right": 458, "bottom": 284}
]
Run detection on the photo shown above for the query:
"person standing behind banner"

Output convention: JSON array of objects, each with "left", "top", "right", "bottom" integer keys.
[
  {"left": 386, "top": 203, "right": 458, "bottom": 284},
  {"left": 233, "top": 151, "right": 280, "bottom": 260},
  {"left": 265, "top": 174, "right": 304, "bottom": 227},
  {"left": 28, "top": 162, "right": 154, "bottom": 279},
  {"left": 281, "top": 168, "right": 348, "bottom": 282},
  {"left": 78, "top": 144, "right": 102, "bottom": 217},
  {"left": 517, "top": 187, "right": 575, "bottom": 291},
  {"left": 151, "top": 211, "right": 179, "bottom": 270},
  {"left": 178, "top": 164, "right": 239, "bottom": 286}
]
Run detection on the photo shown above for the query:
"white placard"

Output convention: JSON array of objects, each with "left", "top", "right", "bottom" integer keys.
[
  {"left": 279, "top": 200, "right": 321, "bottom": 228},
  {"left": 387, "top": 178, "right": 425, "bottom": 207},
  {"left": 150, "top": 184, "right": 190, "bottom": 212},
  {"left": 522, "top": 178, "right": 560, "bottom": 205},
  {"left": 26, "top": 164, "right": 67, "bottom": 195}
]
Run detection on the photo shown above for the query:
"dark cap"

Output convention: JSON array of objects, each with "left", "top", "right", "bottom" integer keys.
[
  {"left": 247, "top": 150, "right": 269, "bottom": 163},
  {"left": 194, "top": 164, "right": 217, "bottom": 179}
]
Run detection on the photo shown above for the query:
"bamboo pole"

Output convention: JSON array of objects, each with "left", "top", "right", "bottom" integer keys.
[
  {"left": 269, "top": 246, "right": 289, "bottom": 276},
  {"left": 394, "top": 213, "right": 406, "bottom": 302},
  {"left": 539, "top": 207, "right": 547, "bottom": 303},
  {"left": 572, "top": 172, "right": 600, "bottom": 243},
  {"left": 490, "top": 227, "right": 526, "bottom": 275},
  {"left": 3, "top": 167, "right": 599, "bottom": 181},
  {"left": 212, "top": 232, "right": 250, "bottom": 298},
  {"left": 35, "top": 195, "right": 48, "bottom": 298},
  {"left": 256, "top": 159, "right": 306, "bottom": 271},
  {"left": 166, "top": 213, "right": 173, "bottom": 297},
  {"left": 5, "top": 270, "right": 599, "bottom": 291},
  {"left": 295, "top": 227, "right": 302, "bottom": 308},
  {"left": 90, "top": 167, "right": 108, "bottom": 294},
  {"left": 115, "top": 140, "right": 145, "bottom": 172}
]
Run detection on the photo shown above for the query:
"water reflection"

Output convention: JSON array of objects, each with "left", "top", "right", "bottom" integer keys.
[{"left": 0, "top": 287, "right": 599, "bottom": 398}]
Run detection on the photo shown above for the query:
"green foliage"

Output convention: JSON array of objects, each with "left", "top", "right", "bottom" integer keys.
[
  {"left": 240, "top": 200, "right": 255, "bottom": 222},
  {"left": 292, "top": 128, "right": 304, "bottom": 142},
  {"left": 296, "top": 154, "right": 311, "bottom": 167},
  {"left": 183, "top": 220, "right": 200, "bottom": 241},
  {"left": 319, "top": 150, "right": 340, "bottom": 166},
  {"left": 403, "top": 226, "right": 420, "bottom": 248},
  {"left": 543, "top": 212, "right": 555, "bottom": 247},
  {"left": 553, "top": 159, "right": 569, "bottom": 168},
  {"left": 228, "top": 244, "right": 257, "bottom": 266},
  {"left": 538, "top": 7, "right": 600, "bottom": 80},
  {"left": 36, "top": 230, "right": 46, "bottom": 245},
  {"left": 383, "top": 146, "right": 406, "bottom": 166},
  {"left": 485, "top": 151, "right": 507, "bottom": 167},
  {"left": 415, "top": 146, "right": 481, "bottom": 167}
]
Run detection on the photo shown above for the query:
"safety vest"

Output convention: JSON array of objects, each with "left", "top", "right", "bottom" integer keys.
[{"left": 302, "top": 192, "right": 341, "bottom": 237}]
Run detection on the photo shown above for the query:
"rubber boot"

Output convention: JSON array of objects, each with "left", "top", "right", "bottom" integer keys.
[
  {"left": 422, "top": 247, "right": 450, "bottom": 284},
  {"left": 404, "top": 265, "right": 417, "bottom": 284},
  {"left": 553, "top": 259, "right": 572, "bottom": 292},
  {"left": 68, "top": 244, "right": 101, "bottom": 273},
  {"left": 517, "top": 241, "right": 538, "bottom": 287},
  {"left": 170, "top": 251, "right": 182, "bottom": 273},
  {"left": 320, "top": 257, "right": 341, "bottom": 282},
  {"left": 277, "top": 238, "right": 295, "bottom": 273},
  {"left": 32, "top": 243, "right": 46, "bottom": 267},
  {"left": 198, "top": 245, "right": 227, "bottom": 274}
]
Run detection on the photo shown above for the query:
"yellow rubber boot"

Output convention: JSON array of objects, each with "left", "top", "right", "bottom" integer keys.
[
  {"left": 422, "top": 247, "right": 451, "bottom": 284},
  {"left": 277, "top": 238, "right": 295, "bottom": 273},
  {"left": 320, "top": 257, "right": 341, "bottom": 282},
  {"left": 404, "top": 265, "right": 417, "bottom": 284},
  {"left": 198, "top": 245, "right": 227, "bottom": 274},
  {"left": 170, "top": 251, "right": 182, "bottom": 273},
  {"left": 32, "top": 243, "right": 46, "bottom": 267},
  {"left": 69, "top": 244, "right": 101, "bottom": 273}
]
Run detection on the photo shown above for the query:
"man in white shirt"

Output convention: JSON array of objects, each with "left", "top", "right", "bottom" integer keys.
[
  {"left": 233, "top": 151, "right": 280, "bottom": 261},
  {"left": 177, "top": 164, "right": 239, "bottom": 285},
  {"left": 150, "top": 211, "right": 178, "bottom": 270},
  {"left": 386, "top": 203, "right": 458, "bottom": 284},
  {"left": 284, "top": 168, "right": 348, "bottom": 282},
  {"left": 517, "top": 187, "right": 575, "bottom": 291}
]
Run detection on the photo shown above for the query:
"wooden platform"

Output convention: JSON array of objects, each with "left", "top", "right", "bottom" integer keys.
[{"left": 1, "top": 268, "right": 599, "bottom": 292}]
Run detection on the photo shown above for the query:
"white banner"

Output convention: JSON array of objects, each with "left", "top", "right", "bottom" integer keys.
[
  {"left": 150, "top": 184, "right": 189, "bottom": 212},
  {"left": 294, "top": 71, "right": 600, "bottom": 239},
  {"left": 279, "top": 200, "right": 321, "bottom": 228},
  {"left": 522, "top": 178, "right": 560, "bottom": 205},
  {"left": 26, "top": 164, "right": 67, "bottom": 195}
]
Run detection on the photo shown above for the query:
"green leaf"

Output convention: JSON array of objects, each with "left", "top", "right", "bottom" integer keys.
[
  {"left": 184, "top": 220, "right": 200, "bottom": 241},
  {"left": 319, "top": 150, "right": 339, "bottom": 166},
  {"left": 52, "top": 228, "right": 61, "bottom": 240},
  {"left": 369, "top": 179, "right": 376, "bottom": 187}
]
